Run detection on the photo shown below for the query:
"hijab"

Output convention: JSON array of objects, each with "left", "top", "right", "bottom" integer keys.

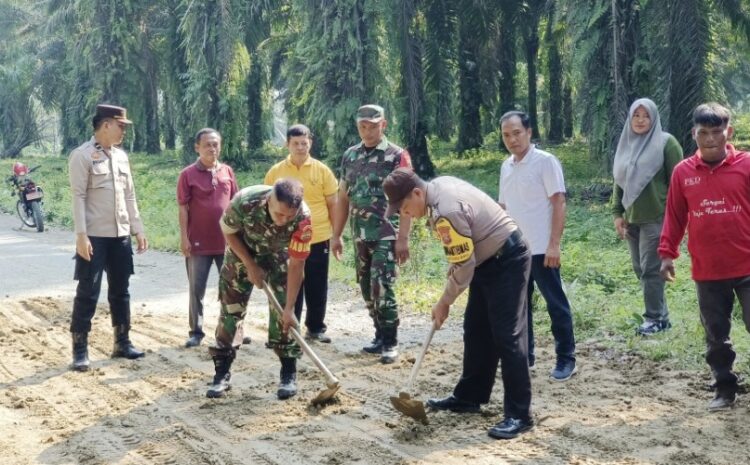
[{"left": 612, "top": 98, "right": 668, "bottom": 209}]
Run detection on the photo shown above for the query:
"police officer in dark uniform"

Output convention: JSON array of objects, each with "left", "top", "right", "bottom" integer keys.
[{"left": 383, "top": 168, "right": 534, "bottom": 440}]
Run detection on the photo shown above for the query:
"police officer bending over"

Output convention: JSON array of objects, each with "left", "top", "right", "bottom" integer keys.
[{"left": 382, "top": 168, "right": 534, "bottom": 440}]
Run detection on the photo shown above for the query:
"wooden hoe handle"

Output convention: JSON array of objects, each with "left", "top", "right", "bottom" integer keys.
[{"left": 261, "top": 282, "right": 339, "bottom": 388}]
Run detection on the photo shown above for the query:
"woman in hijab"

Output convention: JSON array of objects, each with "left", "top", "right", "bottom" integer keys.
[{"left": 611, "top": 98, "right": 683, "bottom": 336}]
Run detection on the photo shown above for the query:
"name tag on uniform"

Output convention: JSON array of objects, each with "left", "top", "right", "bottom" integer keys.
[{"left": 434, "top": 217, "right": 474, "bottom": 263}]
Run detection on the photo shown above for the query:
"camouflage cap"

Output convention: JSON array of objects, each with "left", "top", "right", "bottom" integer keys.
[
  {"left": 383, "top": 167, "right": 418, "bottom": 217},
  {"left": 95, "top": 104, "right": 133, "bottom": 124},
  {"left": 356, "top": 104, "right": 385, "bottom": 123}
]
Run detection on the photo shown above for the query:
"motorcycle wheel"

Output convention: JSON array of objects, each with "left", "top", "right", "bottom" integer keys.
[
  {"left": 16, "top": 200, "right": 36, "bottom": 228},
  {"left": 31, "top": 201, "right": 44, "bottom": 232}
]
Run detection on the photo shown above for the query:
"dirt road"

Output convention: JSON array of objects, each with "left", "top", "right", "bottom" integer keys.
[{"left": 0, "top": 213, "right": 748, "bottom": 465}]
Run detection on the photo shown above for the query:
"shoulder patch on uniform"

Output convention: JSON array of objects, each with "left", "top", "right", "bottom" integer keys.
[
  {"left": 289, "top": 218, "right": 313, "bottom": 260},
  {"left": 299, "top": 223, "right": 313, "bottom": 242},
  {"left": 434, "top": 217, "right": 474, "bottom": 263}
]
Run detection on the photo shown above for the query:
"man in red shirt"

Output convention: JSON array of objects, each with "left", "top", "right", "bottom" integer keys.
[
  {"left": 177, "top": 128, "right": 239, "bottom": 348},
  {"left": 659, "top": 102, "right": 750, "bottom": 411}
]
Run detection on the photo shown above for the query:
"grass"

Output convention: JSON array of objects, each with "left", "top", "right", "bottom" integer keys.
[{"left": 2, "top": 136, "right": 749, "bottom": 374}]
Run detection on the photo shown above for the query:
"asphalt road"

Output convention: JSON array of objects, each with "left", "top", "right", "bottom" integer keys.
[{"left": 0, "top": 212, "right": 189, "bottom": 308}]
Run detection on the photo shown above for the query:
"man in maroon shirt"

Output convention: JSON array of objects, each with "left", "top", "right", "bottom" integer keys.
[
  {"left": 177, "top": 128, "right": 239, "bottom": 348},
  {"left": 659, "top": 103, "right": 750, "bottom": 411}
]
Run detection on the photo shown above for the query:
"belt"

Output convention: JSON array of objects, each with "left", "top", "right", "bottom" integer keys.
[{"left": 493, "top": 229, "right": 523, "bottom": 259}]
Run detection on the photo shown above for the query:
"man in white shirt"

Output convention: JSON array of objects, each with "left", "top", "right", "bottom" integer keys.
[{"left": 498, "top": 110, "right": 577, "bottom": 381}]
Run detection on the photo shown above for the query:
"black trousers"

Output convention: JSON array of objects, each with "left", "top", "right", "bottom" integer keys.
[
  {"left": 70, "top": 236, "right": 134, "bottom": 333},
  {"left": 527, "top": 254, "right": 576, "bottom": 364},
  {"left": 294, "top": 240, "right": 330, "bottom": 333},
  {"left": 453, "top": 239, "right": 532, "bottom": 421},
  {"left": 695, "top": 275, "right": 750, "bottom": 396}
]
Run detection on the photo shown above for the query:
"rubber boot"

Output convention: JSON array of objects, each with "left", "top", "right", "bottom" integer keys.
[
  {"left": 71, "top": 332, "right": 90, "bottom": 372},
  {"left": 277, "top": 357, "right": 297, "bottom": 400},
  {"left": 206, "top": 355, "right": 234, "bottom": 398},
  {"left": 362, "top": 323, "right": 383, "bottom": 354},
  {"left": 380, "top": 327, "right": 399, "bottom": 364},
  {"left": 111, "top": 325, "right": 145, "bottom": 359}
]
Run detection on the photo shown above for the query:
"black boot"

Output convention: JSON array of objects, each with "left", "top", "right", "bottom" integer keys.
[
  {"left": 277, "top": 357, "right": 297, "bottom": 400},
  {"left": 71, "top": 332, "right": 90, "bottom": 372},
  {"left": 380, "top": 327, "right": 398, "bottom": 364},
  {"left": 206, "top": 355, "right": 234, "bottom": 398},
  {"left": 111, "top": 325, "right": 145, "bottom": 359},
  {"left": 362, "top": 324, "right": 383, "bottom": 354}
]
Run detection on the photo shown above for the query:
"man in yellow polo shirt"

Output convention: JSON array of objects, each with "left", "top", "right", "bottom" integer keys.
[{"left": 265, "top": 124, "right": 338, "bottom": 342}]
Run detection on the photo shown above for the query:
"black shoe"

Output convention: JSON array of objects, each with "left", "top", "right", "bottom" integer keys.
[
  {"left": 277, "top": 357, "right": 297, "bottom": 400},
  {"left": 185, "top": 335, "right": 203, "bottom": 348},
  {"left": 488, "top": 417, "right": 534, "bottom": 439},
  {"left": 111, "top": 325, "right": 145, "bottom": 359},
  {"left": 71, "top": 332, "right": 90, "bottom": 372},
  {"left": 708, "top": 392, "right": 736, "bottom": 411},
  {"left": 206, "top": 373, "right": 231, "bottom": 398},
  {"left": 362, "top": 338, "right": 383, "bottom": 354},
  {"left": 380, "top": 344, "right": 398, "bottom": 364},
  {"left": 206, "top": 355, "right": 233, "bottom": 398},
  {"left": 242, "top": 336, "right": 252, "bottom": 345},
  {"left": 306, "top": 331, "right": 332, "bottom": 343},
  {"left": 426, "top": 395, "right": 480, "bottom": 413},
  {"left": 277, "top": 372, "right": 298, "bottom": 400}
]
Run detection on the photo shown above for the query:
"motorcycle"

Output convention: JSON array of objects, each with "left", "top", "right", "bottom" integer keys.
[{"left": 7, "top": 162, "right": 45, "bottom": 232}]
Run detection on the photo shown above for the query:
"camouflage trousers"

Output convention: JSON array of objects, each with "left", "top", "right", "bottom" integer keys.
[
  {"left": 353, "top": 239, "right": 400, "bottom": 331},
  {"left": 208, "top": 251, "right": 301, "bottom": 360}
]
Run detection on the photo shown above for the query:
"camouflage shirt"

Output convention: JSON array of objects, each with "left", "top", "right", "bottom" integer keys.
[
  {"left": 340, "top": 137, "right": 412, "bottom": 241},
  {"left": 219, "top": 185, "right": 312, "bottom": 262}
]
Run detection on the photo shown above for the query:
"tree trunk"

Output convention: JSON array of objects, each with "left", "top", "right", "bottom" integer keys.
[
  {"left": 424, "top": 0, "right": 457, "bottom": 141},
  {"left": 563, "top": 81, "right": 573, "bottom": 139},
  {"left": 246, "top": 54, "right": 265, "bottom": 152},
  {"left": 397, "top": 0, "right": 435, "bottom": 178},
  {"left": 205, "top": 1, "right": 221, "bottom": 128},
  {"left": 163, "top": 93, "right": 176, "bottom": 150},
  {"left": 456, "top": 3, "right": 483, "bottom": 152},
  {"left": 546, "top": 9, "right": 563, "bottom": 143},
  {"left": 357, "top": 0, "right": 378, "bottom": 101},
  {"left": 164, "top": 0, "right": 192, "bottom": 158},
  {"left": 143, "top": 44, "right": 161, "bottom": 154},
  {"left": 662, "top": 0, "right": 709, "bottom": 154},
  {"left": 524, "top": 19, "right": 541, "bottom": 139},
  {"left": 498, "top": 6, "right": 517, "bottom": 116}
]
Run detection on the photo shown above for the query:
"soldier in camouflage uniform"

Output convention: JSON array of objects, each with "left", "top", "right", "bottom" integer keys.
[
  {"left": 331, "top": 104, "right": 412, "bottom": 364},
  {"left": 206, "top": 179, "right": 313, "bottom": 400}
]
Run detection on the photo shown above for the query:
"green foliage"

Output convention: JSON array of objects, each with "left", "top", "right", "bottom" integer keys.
[
  {"left": 423, "top": 0, "right": 458, "bottom": 141},
  {"left": 5, "top": 0, "right": 750, "bottom": 172},
  {"left": 283, "top": 0, "right": 385, "bottom": 160},
  {"left": 0, "top": 1, "right": 43, "bottom": 158},
  {"left": 561, "top": 0, "right": 625, "bottom": 169},
  {"left": 643, "top": 0, "right": 712, "bottom": 154},
  {"left": 733, "top": 113, "right": 750, "bottom": 148},
  {"left": 176, "top": 0, "right": 249, "bottom": 161}
]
